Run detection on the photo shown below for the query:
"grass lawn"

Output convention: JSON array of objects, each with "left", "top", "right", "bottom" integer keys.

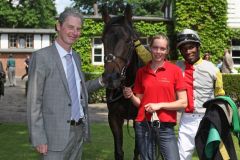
[{"left": 0, "top": 122, "right": 239, "bottom": 160}]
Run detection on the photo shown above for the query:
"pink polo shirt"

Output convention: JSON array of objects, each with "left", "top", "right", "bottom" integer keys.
[{"left": 133, "top": 61, "right": 186, "bottom": 123}]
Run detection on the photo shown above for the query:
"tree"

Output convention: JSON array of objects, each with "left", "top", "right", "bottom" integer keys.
[
  {"left": 0, "top": 0, "right": 19, "bottom": 27},
  {"left": 128, "top": 0, "right": 163, "bottom": 16},
  {"left": 17, "top": 0, "right": 57, "bottom": 28},
  {"left": 0, "top": 0, "right": 57, "bottom": 28},
  {"left": 71, "top": 0, "right": 125, "bottom": 15},
  {"left": 71, "top": 0, "right": 163, "bottom": 16}
]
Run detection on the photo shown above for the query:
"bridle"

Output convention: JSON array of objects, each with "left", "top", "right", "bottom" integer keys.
[
  {"left": 102, "top": 21, "right": 137, "bottom": 103},
  {"left": 104, "top": 39, "right": 135, "bottom": 84},
  {"left": 104, "top": 40, "right": 135, "bottom": 103}
]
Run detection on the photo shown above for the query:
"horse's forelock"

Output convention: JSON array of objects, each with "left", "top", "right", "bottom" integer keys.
[
  {"left": 104, "top": 16, "right": 124, "bottom": 31},
  {"left": 103, "top": 16, "right": 134, "bottom": 39}
]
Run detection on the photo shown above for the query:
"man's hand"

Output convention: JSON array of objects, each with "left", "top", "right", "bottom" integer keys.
[
  {"left": 36, "top": 144, "right": 48, "bottom": 155},
  {"left": 99, "top": 73, "right": 108, "bottom": 87}
]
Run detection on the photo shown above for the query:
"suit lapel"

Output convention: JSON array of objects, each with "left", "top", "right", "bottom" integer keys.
[{"left": 51, "top": 44, "right": 71, "bottom": 97}]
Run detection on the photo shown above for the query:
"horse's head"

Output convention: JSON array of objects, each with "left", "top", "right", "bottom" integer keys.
[{"left": 102, "top": 4, "right": 137, "bottom": 89}]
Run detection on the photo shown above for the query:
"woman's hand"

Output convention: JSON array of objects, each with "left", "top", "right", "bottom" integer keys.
[
  {"left": 123, "top": 87, "right": 133, "bottom": 99},
  {"left": 145, "top": 103, "right": 162, "bottom": 113}
]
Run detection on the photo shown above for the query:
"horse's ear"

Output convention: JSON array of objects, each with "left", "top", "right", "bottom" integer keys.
[
  {"left": 124, "top": 4, "right": 133, "bottom": 23},
  {"left": 102, "top": 5, "right": 111, "bottom": 24}
]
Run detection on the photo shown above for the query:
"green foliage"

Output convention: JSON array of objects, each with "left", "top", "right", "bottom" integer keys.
[
  {"left": 229, "top": 28, "right": 240, "bottom": 40},
  {"left": 174, "top": 0, "right": 230, "bottom": 63},
  {"left": 134, "top": 21, "right": 167, "bottom": 36},
  {"left": 84, "top": 72, "right": 106, "bottom": 103},
  {"left": 73, "top": 19, "right": 104, "bottom": 73},
  {"left": 0, "top": 0, "right": 18, "bottom": 27},
  {"left": 73, "top": 37, "right": 93, "bottom": 72},
  {"left": 72, "top": 0, "right": 164, "bottom": 16},
  {"left": 128, "top": 0, "right": 163, "bottom": 16},
  {"left": 72, "top": 0, "right": 127, "bottom": 15},
  {"left": 71, "top": 0, "right": 96, "bottom": 15},
  {"left": 88, "top": 88, "right": 106, "bottom": 103},
  {"left": 18, "top": 0, "right": 57, "bottom": 28},
  {"left": 81, "top": 19, "right": 104, "bottom": 36},
  {"left": 223, "top": 74, "right": 240, "bottom": 103},
  {"left": 0, "top": 0, "right": 57, "bottom": 28}
]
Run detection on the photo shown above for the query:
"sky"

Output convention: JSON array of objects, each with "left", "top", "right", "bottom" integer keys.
[{"left": 55, "top": 0, "right": 73, "bottom": 14}]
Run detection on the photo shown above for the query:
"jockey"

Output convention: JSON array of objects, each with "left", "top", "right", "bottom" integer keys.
[{"left": 175, "top": 29, "right": 225, "bottom": 160}]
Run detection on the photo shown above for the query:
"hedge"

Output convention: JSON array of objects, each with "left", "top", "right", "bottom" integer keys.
[
  {"left": 223, "top": 74, "right": 240, "bottom": 105},
  {"left": 85, "top": 72, "right": 106, "bottom": 103},
  {"left": 87, "top": 72, "right": 240, "bottom": 107}
]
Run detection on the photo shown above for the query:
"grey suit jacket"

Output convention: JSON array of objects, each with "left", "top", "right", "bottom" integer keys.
[{"left": 27, "top": 44, "right": 102, "bottom": 151}]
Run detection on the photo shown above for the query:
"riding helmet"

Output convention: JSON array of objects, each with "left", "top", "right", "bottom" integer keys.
[{"left": 176, "top": 29, "right": 201, "bottom": 48}]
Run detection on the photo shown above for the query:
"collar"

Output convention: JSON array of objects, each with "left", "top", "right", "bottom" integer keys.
[
  {"left": 55, "top": 41, "right": 73, "bottom": 59},
  {"left": 185, "top": 58, "right": 203, "bottom": 67},
  {"left": 144, "top": 60, "right": 167, "bottom": 74},
  {"left": 195, "top": 58, "right": 203, "bottom": 65}
]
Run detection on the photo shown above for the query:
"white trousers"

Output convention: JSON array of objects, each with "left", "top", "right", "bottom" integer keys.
[{"left": 178, "top": 112, "right": 204, "bottom": 160}]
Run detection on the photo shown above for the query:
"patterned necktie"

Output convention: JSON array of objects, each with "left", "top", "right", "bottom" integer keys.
[{"left": 65, "top": 54, "right": 83, "bottom": 121}]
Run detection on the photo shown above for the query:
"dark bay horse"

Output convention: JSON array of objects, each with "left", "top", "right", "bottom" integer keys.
[{"left": 102, "top": 4, "right": 143, "bottom": 160}]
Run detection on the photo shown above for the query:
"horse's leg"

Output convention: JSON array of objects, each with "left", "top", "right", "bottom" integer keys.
[{"left": 108, "top": 113, "right": 124, "bottom": 160}]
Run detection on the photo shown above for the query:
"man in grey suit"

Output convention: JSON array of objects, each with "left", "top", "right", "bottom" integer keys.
[{"left": 27, "top": 8, "right": 104, "bottom": 160}]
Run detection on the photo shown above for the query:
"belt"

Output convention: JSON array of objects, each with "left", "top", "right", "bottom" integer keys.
[
  {"left": 145, "top": 121, "right": 175, "bottom": 128},
  {"left": 68, "top": 118, "right": 83, "bottom": 126}
]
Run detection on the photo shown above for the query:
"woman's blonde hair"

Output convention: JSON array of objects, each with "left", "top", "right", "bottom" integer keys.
[{"left": 149, "top": 33, "right": 169, "bottom": 50}]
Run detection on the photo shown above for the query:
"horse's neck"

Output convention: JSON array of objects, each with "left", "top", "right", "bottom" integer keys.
[{"left": 124, "top": 51, "right": 142, "bottom": 87}]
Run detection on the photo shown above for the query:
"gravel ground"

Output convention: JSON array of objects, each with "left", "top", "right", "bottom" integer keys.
[{"left": 0, "top": 78, "right": 108, "bottom": 123}]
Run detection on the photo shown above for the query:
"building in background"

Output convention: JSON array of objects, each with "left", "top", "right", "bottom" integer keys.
[
  {"left": 0, "top": 28, "right": 55, "bottom": 76},
  {"left": 227, "top": 0, "right": 240, "bottom": 67}
]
